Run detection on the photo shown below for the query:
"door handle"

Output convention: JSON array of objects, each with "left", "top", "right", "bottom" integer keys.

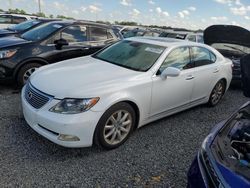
[
  {"left": 213, "top": 68, "right": 219, "bottom": 73},
  {"left": 82, "top": 47, "right": 90, "bottom": 50},
  {"left": 186, "top": 75, "right": 195, "bottom": 80}
]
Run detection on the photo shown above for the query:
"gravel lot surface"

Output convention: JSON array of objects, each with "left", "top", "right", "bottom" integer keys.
[{"left": 0, "top": 84, "right": 248, "bottom": 188}]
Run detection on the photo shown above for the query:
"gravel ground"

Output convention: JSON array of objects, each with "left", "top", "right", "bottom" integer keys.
[{"left": 0, "top": 85, "right": 248, "bottom": 188}]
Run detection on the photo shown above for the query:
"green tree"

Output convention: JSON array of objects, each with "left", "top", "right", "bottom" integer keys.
[
  {"left": 49, "top": 14, "right": 54, "bottom": 18},
  {"left": 36, "top": 12, "right": 46, "bottom": 17},
  {"left": 56, "top": 15, "right": 74, "bottom": 20},
  {"left": 114, "top": 21, "right": 138, "bottom": 26},
  {"left": 8, "top": 8, "right": 27, "bottom": 14},
  {"left": 96, "top": 20, "right": 111, "bottom": 24}
]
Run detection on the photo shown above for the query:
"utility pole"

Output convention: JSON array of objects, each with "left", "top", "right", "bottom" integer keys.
[
  {"left": 9, "top": 0, "right": 12, "bottom": 9},
  {"left": 38, "top": 0, "right": 41, "bottom": 13}
]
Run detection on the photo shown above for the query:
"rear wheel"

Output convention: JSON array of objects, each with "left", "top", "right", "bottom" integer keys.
[
  {"left": 94, "top": 102, "right": 136, "bottom": 149},
  {"left": 208, "top": 80, "right": 226, "bottom": 107},
  {"left": 17, "top": 63, "right": 42, "bottom": 86}
]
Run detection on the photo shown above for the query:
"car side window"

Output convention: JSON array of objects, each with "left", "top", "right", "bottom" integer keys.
[
  {"left": 192, "top": 47, "right": 216, "bottom": 67},
  {"left": 197, "top": 35, "right": 204, "bottom": 43},
  {"left": 159, "top": 47, "right": 192, "bottom": 73},
  {"left": 12, "top": 16, "right": 27, "bottom": 24},
  {"left": 61, "top": 25, "right": 87, "bottom": 43},
  {"left": 186, "top": 35, "right": 196, "bottom": 42},
  {"left": 0, "top": 15, "right": 12, "bottom": 24},
  {"left": 89, "top": 27, "right": 108, "bottom": 41}
]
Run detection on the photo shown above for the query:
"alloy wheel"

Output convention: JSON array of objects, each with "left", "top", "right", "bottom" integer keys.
[
  {"left": 23, "top": 67, "right": 37, "bottom": 83},
  {"left": 211, "top": 82, "right": 224, "bottom": 105},
  {"left": 103, "top": 110, "right": 132, "bottom": 145}
]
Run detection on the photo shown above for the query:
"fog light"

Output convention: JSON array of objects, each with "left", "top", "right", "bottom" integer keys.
[{"left": 58, "top": 134, "right": 80, "bottom": 141}]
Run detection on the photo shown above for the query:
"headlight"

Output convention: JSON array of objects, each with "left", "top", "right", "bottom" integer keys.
[
  {"left": 49, "top": 98, "right": 99, "bottom": 114},
  {"left": 0, "top": 49, "right": 17, "bottom": 59}
]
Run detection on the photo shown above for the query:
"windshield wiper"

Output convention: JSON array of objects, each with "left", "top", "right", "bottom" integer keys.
[{"left": 224, "top": 45, "right": 247, "bottom": 55}]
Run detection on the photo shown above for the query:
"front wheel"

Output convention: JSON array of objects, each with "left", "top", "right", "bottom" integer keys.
[
  {"left": 94, "top": 102, "right": 136, "bottom": 149},
  {"left": 16, "top": 63, "right": 42, "bottom": 86},
  {"left": 208, "top": 80, "right": 226, "bottom": 107}
]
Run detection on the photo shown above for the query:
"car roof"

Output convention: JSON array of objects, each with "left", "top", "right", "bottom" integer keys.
[
  {"left": 36, "top": 18, "right": 61, "bottom": 22},
  {"left": 125, "top": 37, "right": 189, "bottom": 47},
  {"left": 44, "top": 20, "right": 113, "bottom": 28}
]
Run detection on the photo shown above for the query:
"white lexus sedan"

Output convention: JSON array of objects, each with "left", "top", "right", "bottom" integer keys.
[{"left": 21, "top": 37, "right": 232, "bottom": 149}]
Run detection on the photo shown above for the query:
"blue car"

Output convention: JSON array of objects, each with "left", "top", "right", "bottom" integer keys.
[{"left": 187, "top": 101, "right": 250, "bottom": 188}]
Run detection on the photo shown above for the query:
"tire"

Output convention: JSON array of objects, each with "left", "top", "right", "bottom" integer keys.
[
  {"left": 16, "top": 63, "right": 42, "bottom": 87},
  {"left": 94, "top": 102, "right": 136, "bottom": 149},
  {"left": 208, "top": 80, "right": 226, "bottom": 107}
]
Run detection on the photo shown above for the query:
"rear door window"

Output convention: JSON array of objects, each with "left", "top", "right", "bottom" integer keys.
[
  {"left": 89, "top": 27, "right": 108, "bottom": 41},
  {"left": 191, "top": 47, "right": 216, "bottom": 67},
  {"left": 186, "top": 35, "right": 196, "bottom": 42},
  {"left": 0, "top": 15, "right": 12, "bottom": 24},
  {"left": 61, "top": 25, "right": 87, "bottom": 43},
  {"left": 12, "top": 16, "right": 27, "bottom": 24},
  {"left": 197, "top": 35, "right": 204, "bottom": 43}
]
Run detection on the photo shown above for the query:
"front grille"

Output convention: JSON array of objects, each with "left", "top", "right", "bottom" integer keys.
[{"left": 25, "top": 83, "right": 52, "bottom": 109}]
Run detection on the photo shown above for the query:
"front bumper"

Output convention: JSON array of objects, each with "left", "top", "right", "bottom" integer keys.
[{"left": 21, "top": 86, "right": 103, "bottom": 148}]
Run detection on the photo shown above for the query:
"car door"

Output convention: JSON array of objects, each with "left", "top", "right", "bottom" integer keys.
[
  {"left": 150, "top": 47, "right": 195, "bottom": 116},
  {"left": 190, "top": 46, "right": 220, "bottom": 102},
  {"left": 59, "top": 25, "right": 92, "bottom": 59},
  {"left": 43, "top": 25, "right": 91, "bottom": 63}
]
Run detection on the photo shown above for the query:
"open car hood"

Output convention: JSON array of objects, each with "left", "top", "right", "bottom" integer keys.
[{"left": 204, "top": 25, "right": 250, "bottom": 47}]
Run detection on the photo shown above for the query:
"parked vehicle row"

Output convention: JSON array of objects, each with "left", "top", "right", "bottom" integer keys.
[
  {"left": 159, "top": 31, "right": 204, "bottom": 43},
  {"left": 1, "top": 13, "right": 250, "bottom": 188}
]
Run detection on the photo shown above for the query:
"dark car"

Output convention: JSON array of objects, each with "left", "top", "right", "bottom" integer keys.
[
  {"left": 204, "top": 25, "right": 250, "bottom": 84},
  {"left": 0, "top": 18, "right": 60, "bottom": 38},
  {"left": 187, "top": 55, "right": 250, "bottom": 188},
  {"left": 0, "top": 20, "right": 119, "bottom": 86}
]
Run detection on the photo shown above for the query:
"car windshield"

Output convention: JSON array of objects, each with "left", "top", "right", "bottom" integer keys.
[
  {"left": 8, "top": 20, "right": 41, "bottom": 32},
  {"left": 94, "top": 40, "right": 165, "bottom": 71},
  {"left": 21, "top": 22, "right": 63, "bottom": 41},
  {"left": 212, "top": 43, "right": 250, "bottom": 55}
]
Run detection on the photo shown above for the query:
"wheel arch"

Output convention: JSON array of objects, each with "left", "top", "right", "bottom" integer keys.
[
  {"left": 13, "top": 57, "right": 49, "bottom": 79},
  {"left": 121, "top": 100, "right": 140, "bottom": 130},
  {"left": 220, "top": 78, "right": 227, "bottom": 93}
]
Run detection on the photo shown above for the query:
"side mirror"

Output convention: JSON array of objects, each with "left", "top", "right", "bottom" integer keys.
[
  {"left": 161, "top": 67, "right": 181, "bottom": 80},
  {"left": 54, "top": 38, "right": 69, "bottom": 50}
]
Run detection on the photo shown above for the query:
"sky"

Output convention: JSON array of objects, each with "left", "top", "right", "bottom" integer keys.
[{"left": 1, "top": 0, "right": 250, "bottom": 30}]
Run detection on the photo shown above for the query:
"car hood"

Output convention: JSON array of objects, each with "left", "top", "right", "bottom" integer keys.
[
  {"left": 204, "top": 25, "right": 250, "bottom": 47},
  {"left": 0, "top": 36, "right": 31, "bottom": 48},
  {"left": 0, "top": 29, "right": 16, "bottom": 35},
  {"left": 30, "top": 56, "right": 142, "bottom": 98}
]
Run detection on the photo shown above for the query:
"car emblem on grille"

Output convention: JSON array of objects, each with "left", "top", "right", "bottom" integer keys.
[{"left": 28, "top": 92, "right": 33, "bottom": 99}]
